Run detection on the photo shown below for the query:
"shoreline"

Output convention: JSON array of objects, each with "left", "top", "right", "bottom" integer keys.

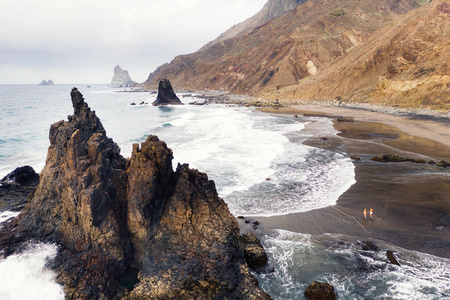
[{"left": 242, "top": 103, "right": 450, "bottom": 259}]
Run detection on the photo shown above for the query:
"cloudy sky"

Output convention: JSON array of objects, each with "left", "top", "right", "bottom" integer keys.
[{"left": 0, "top": 0, "right": 266, "bottom": 84}]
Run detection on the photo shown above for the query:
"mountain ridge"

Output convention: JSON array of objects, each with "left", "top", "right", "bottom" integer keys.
[{"left": 143, "top": 0, "right": 449, "bottom": 109}]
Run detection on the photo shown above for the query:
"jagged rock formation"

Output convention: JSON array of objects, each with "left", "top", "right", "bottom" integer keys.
[
  {"left": 0, "top": 166, "right": 39, "bottom": 211},
  {"left": 38, "top": 79, "right": 55, "bottom": 86},
  {"left": 143, "top": 0, "right": 449, "bottom": 109},
  {"left": 152, "top": 79, "right": 183, "bottom": 106},
  {"left": 0, "top": 88, "right": 270, "bottom": 299},
  {"left": 110, "top": 65, "right": 137, "bottom": 86}
]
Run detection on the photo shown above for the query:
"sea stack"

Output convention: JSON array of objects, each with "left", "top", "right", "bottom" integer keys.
[
  {"left": 0, "top": 88, "right": 271, "bottom": 299},
  {"left": 38, "top": 79, "right": 55, "bottom": 86},
  {"left": 152, "top": 79, "right": 183, "bottom": 106},
  {"left": 110, "top": 65, "right": 137, "bottom": 87}
]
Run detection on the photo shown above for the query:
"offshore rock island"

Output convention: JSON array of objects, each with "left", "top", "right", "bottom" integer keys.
[{"left": 0, "top": 88, "right": 271, "bottom": 299}]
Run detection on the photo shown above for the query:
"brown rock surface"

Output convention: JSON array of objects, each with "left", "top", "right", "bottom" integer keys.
[
  {"left": 0, "top": 88, "right": 270, "bottom": 299},
  {"left": 143, "top": 0, "right": 449, "bottom": 109},
  {"left": 304, "top": 281, "right": 337, "bottom": 300}
]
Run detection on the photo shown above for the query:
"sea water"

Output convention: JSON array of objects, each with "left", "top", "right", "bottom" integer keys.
[{"left": 0, "top": 85, "right": 448, "bottom": 299}]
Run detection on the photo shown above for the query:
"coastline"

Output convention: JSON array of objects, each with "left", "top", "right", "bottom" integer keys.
[{"left": 247, "top": 104, "right": 450, "bottom": 259}]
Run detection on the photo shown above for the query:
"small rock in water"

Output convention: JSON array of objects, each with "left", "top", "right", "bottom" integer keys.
[
  {"left": 437, "top": 160, "right": 450, "bottom": 168},
  {"left": 361, "top": 241, "right": 379, "bottom": 251},
  {"left": 239, "top": 233, "right": 268, "bottom": 270},
  {"left": 304, "top": 281, "right": 336, "bottom": 300},
  {"left": 386, "top": 250, "right": 401, "bottom": 266}
]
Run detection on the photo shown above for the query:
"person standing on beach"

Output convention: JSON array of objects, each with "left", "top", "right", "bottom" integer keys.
[
  {"left": 369, "top": 208, "right": 374, "bottom": 219},
  {"left": 363, "top": 208, "right": 367, "bottom": 220}
]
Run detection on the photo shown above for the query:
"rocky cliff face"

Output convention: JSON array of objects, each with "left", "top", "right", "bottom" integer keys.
[
  {"left": 143, "top": 0, "right": 449, "bottom": 109},
  {"left": 110, "top": 65, "right": 137, "bottom": 86},
  {"left": 0, "top": 88, "right": 270, "bottom": 299},
  {"left": 200, "top": 0, "right": 305, "bottom": 51}
]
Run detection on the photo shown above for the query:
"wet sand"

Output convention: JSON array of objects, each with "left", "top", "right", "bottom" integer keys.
[{"left": 243, "top": 105, "right": 450, "bottom": 258}]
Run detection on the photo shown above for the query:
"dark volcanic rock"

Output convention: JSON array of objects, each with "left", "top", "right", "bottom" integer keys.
[
  {"left": 361, "top": 240, "right": 379, "bottom": 251},
  {"left": 371, "top": 154, "right": 427, "bottom": 164},
  {"left": 304, "top": 281, "right": 337, "bottom": 300},
  {"left": 0, "top": 88, "right": 270, "bottom": 300},
  {"left": 437, "top": 160, "right": 450, "bottom": 168},
  {"left": 386, "top": 250, "right": 401, "bottom": 266},
  {"left": 239, "top": 233, "right": 268, "bottom": 269},
  {"left": 1, "top": 166, "right": 39, "bottom": 186},
  {"left": 152, "top": 79, "right": 183, "bottom": 106},
  {"left": 0, "top": 166, "right": 39, "bottom": 211}
]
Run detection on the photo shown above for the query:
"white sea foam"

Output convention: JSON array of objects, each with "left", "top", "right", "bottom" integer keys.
[
  {"left": 0, "top": 211, "right": 20, "bottom": 224},
  {"left": 161, "top": 106, "right": 295, "bottom": 196},
  {"left": 258, "top": 230, "right": 450, "bottom": 299},
  {"left": 224, "top": 117, "right": 356, "bottom": 216},
  {"left": 0, "top": 243, "right": 64, "bottom": 300}
]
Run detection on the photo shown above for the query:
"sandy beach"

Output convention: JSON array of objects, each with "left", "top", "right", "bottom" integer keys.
[{"left": 242, "top": 104, "right": 450, "bottom": 259}]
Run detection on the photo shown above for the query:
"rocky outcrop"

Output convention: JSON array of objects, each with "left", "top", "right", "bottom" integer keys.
[
  {"left": 304, "top": 281, "right": 337, "bottom": 300},
  {"left": 437, "top": 160, "right": 450, "bottom": 168},
  {"left": 200, "top": 0, "right": 305, "bottom": 51},
  {"left": 110, "top": 65, "right": 137, "bottom": 86},
  {"left": 371, "top": 154, "right": 427, "bottom": 164},
  {"left": 239, "top": 233, "right": 269, "bottom": 270},
  {"left": 38, "top": 79, "right": 55, "bottom": 86},
  {"left": 152, "top": 79, "right": 183, "bottom": 106},
  {"left": 0, "top": 166, "right": 39, "bottom": 211},
  {"left": 0, "top": 88, "right": 270, "bottom": 299}
]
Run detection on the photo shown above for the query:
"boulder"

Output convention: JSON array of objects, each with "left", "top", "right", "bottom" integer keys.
[
  {"left": 361, "top": 240, "right": 379, "bottom": 251},
  {"left": 239, "top": 233, "right": 268, "bottom": 269},
  {"left": 386, "top": 250, "right": 401, "bottom": 266},
  {"left": 304, "top": 281, "right": 337, "bottom": 300},
  {"left": 0, "top": 166, "right": 39, "bottom": 211},
  {"left": 0, "top": 88, "right": 271, "bottom": 300},
  {"left": 152, "top": 79, "right": 183, "bottom": 106},
  {"left": 1, "top": 166, "right": 39, "bottom": 186},
  {"left": 437, "top": 160, "right": 449, "bottom": 168}
]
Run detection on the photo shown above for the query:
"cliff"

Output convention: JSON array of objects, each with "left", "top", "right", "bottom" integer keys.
[
  {"left": 200, "top": 0, "right": 305, "bottom": 51},
  {"left": 143, "top": 0, "right": 449, "bottom": 109},
  {"left": 0, "top": 88, "right": 270, "bottom": 299},
  {"left": 110, "top": 65, "right": 137, "bottom": 86}
]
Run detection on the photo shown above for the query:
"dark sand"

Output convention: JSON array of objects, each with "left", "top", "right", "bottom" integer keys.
[{"left": 241, "top": 105, "right": 450, "bottom": 258}]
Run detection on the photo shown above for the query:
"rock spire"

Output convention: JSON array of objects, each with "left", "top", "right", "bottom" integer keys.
[
  {"left": 152, "top": 79, "right": 183, "bottom": 106},
  {"left": 0, "top": 88, "right": 270, "bottom": 299}
]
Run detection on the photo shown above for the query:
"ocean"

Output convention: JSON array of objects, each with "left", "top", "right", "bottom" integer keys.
[{"left": 0, "top": 84, "right": 448, "bottom": 299}]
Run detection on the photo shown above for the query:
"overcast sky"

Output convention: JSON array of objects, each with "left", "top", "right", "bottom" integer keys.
[{"left": 0, "top": 0, "right": 266, "bottom": 84}]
